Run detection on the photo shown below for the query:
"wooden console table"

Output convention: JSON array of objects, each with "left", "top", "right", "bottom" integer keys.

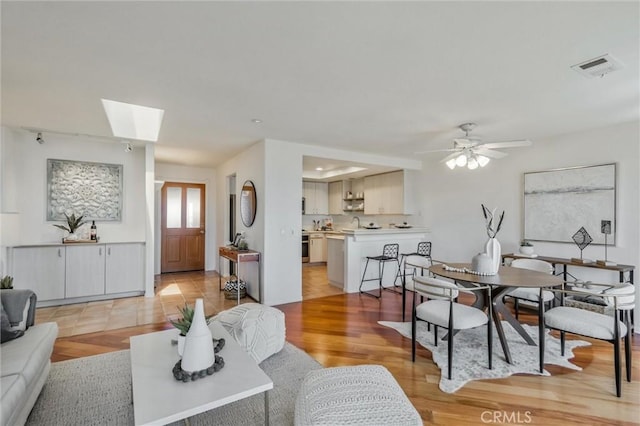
[
  {"left": 502, "top": 253, "right": 635, "bottom": 284},
  {"left": 219, "top": 246, "right": 261, "bottom": 304}
]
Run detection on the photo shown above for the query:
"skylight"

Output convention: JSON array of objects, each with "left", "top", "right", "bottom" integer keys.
[{"left": 101, "top": 99, "right": 165, "bottom": 142}]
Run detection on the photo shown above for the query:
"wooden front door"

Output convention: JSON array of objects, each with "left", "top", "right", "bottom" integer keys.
[{"left": 161, "top": 183, "right": 205, "bottom": 273}]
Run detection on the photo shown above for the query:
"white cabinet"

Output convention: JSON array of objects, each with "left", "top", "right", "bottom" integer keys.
[
  {"left": 303, "top": 182, "right": 329, "bottom": 215},
  {"left": 326, "top": 237, "right": 344, "bottom": 286},
  {"left": 11, "top": 246, "right": 65, "bottom": 301},
  {"left": 309, "top": 233, "right": 326, "bottom": 263},
  {"left": 106, "top": 244, "right": 144, "bottom": 294},
  {"left": 364, "top": 170, "right": 413, "bottom": 215},
  {"left": 328, "top": 181, "right": 343, "bottom": 215},
  {"left": 10, "top": 243, "right": 145, "bottom": 304},
  {"left": 66, "top": 245, "right": 106, "bottom": 298}
]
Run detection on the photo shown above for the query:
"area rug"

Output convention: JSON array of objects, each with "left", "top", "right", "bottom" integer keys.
[
  {"left": 379, "top": 320, "right": 591, "bottom": 393},
  {"left": 27, "top": 342, "right": 322, "bottom": 425}
]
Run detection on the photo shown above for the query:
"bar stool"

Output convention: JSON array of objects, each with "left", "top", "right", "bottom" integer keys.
[
  {"left": 359, "top": 243, "right": 400, "bottom": 298},
  {"left": 395, "top": 242, "right": 432, "bottom": 285}
]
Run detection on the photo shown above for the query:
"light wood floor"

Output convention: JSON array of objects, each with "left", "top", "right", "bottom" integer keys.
[{"left": 44, "top": 269, "right": 639, "bottom": 425}]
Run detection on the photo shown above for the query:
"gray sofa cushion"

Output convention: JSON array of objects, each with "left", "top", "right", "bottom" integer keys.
[{"left": 1, "top": 301, "right": 24, "bottom": 343}]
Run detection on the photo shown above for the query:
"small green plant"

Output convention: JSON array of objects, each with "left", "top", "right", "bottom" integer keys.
[
  {"left": 52, "top": 213, "right": 86, "bottom": 234},
  {"left": 170, "top": 303, "right": 213, "bottom": 336},
  {"left": 0, "top": 275, "right": 14, "bottom": 289},
  {"left": 520, "top": 240, "right": 533, "bottom": 247}
]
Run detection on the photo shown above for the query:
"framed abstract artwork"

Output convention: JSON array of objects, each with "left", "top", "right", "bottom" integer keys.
[
  {"left": 47, "top": 159, "right": 123, "bottom": 221},
  {"left": 523, "top": 163, "right": 616, "bottom": 245}
]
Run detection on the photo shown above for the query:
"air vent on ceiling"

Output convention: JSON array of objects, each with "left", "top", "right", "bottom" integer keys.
[{"left": 571, "top": 54, "right": 623, "bottom": 78}]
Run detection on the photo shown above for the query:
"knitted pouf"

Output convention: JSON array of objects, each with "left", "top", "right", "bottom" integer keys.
[
  {"left": 294, "top": 365, "right": 422, "bottom": 425},
  {"left": 211, "top": 303, "right": 285, "bottom": 363}
]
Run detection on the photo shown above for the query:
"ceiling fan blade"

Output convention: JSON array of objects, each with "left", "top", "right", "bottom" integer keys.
[
  {"left": 439, "top": 151, "right": 462, "bottom": 163},
  {"left": 478, "top": 139, "right": 532, "bottom": 149},
  {"left": 474, "top": 148, "right": 508, "bottom": 159},
  {"left": 415, "top": 148, "right": 460, "bottom": 154}
]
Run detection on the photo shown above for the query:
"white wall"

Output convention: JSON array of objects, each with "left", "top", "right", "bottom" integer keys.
[
  {"left": 418, "top": 120, "right": 640, "bottom": 321},
  {"left": 0, "top": 127, "right": 146, "bottom": 244},
  {"left": 155, "top": 163, "right": 218, "bottom": 273}
]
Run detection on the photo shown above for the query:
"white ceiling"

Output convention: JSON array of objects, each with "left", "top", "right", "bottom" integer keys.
[{"left": 2, "top": 1, "right": 638, "bottom": 173}]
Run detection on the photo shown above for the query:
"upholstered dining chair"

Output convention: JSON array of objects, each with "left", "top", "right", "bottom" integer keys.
[
  {"left": 539, "top": 282, "right": 634, "bottom": 397},
  {"left": 411, "top": 275, "right": 493, "bottom": 380},
  {"left": 506, "top": 258, "right": 555, "bottom": 319},
  {"left": 401, "top": 255, "right": 439, "bottom": 321}
]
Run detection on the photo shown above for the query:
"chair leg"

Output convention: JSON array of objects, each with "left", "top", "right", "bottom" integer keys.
[
  {"left": 625, "top": 312, "right": 631, "bottom": 383},
  {"left": 539, "top": 316, "right": 545, "bottom": 374},
  {"left": 402, "top": 284, "right": 407, "bottom": 322},
  {"left": 614, "top": 338, "right": 621, "bottom": 397},
  {"left": 487, "top": 318, "right": 493, "bottom": 370},
  {"left": 514, "top": 298, "right": 519, "bottom": 320},
  {"left": 411, "top": 307, "right": 417, "bottom": 362},
  {"left": 560, "top": 331, "right": 565, "bottom": 357},
  {"left": 434, "top": 325, "right": 438, "bottom": 347}
]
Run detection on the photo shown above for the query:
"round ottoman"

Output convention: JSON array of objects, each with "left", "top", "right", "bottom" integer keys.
[
  {"left": 211, "top": 303, "right": 285, "bottom": 363},
  {"left": 294, "top": 365, "right": 422, "bottom": 425}
]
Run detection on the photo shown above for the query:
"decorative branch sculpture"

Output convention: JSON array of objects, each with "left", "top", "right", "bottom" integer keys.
[{"left": 481, "top": 204, "right": 505, "bottom": 239}]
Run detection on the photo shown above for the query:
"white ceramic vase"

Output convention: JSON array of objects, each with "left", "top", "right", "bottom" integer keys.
[
  {"left": 471, "top": 252, "right": 493, "bottom": 274},
  {"left": 485, "top": 237, "right": 501, "bottom": 275},
  {"left": 177, "top": 334, "right": 186, "bottom": 357},
  {"left": 181, "top": 298, "right": 214, "bottom": 372}
]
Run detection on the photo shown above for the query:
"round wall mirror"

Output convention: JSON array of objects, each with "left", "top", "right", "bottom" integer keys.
[{"left": 240, "top": 180, "right": 257, "bottom": 227}]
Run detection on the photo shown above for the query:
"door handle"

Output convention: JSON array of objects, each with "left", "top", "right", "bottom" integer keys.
[
  {"left": 99, "top": 248, "right": 102, "bottom": 256},
  {"left": 200, "top": 230, "right": 205, "bottom": 234}
]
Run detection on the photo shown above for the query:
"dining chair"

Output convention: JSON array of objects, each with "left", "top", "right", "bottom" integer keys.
[
  {"left": 539, "top": 282, "right": 634, "bottom": 397},
  {"left": 401, "top": 255, "right": 438, "bottom": 321},
  {"left": 506, "top": 258, "right": 555, "bottom": 319},
  {"left": 411, "top": 275, "right": 492, "bottom": 380}
]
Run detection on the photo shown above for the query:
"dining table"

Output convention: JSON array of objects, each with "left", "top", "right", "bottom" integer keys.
[{"left": 428, "top": 262, "right": 564, "bottom": 364}]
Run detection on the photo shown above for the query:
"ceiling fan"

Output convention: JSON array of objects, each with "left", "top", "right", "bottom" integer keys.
[{"left": 418, "top": 123, "right": 532, "bottom": 170}]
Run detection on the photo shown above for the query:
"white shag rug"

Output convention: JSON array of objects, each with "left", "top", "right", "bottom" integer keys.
[
  {"left": 27, "top": 342, "right": 322, "bottom": 425},
  {"left": 379, "top": 320, "right": 591, "bottom": 393}
]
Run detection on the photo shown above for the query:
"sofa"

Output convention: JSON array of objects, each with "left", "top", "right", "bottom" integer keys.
[{"left": 1, "top": 290, "right": 58, "bottom": 426}]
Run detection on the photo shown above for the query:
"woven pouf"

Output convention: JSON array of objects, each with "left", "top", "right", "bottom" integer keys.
[
  {"left": 294, "top": 365, "right": 422, "bottom": 425},
  {"left": 211, "top": 303, "right": 285, "bottom": 363}
]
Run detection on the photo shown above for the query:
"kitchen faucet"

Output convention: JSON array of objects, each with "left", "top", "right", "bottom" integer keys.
[{"left": 352, "top": 216, "right": 360, "bottom": 229}]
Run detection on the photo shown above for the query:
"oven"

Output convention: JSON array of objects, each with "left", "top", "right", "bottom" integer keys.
[{"left": 302, "top": 234, "right": 309, "bottom": 263}]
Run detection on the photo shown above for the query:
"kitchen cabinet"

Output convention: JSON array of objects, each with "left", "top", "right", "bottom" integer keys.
[
  {"left": 10, "top": 242, "right": 145, "bottom": 305},
  {"left": 303, "top": 181, "right": 329, "bottom": 215},
  {"left": 328, "top": 181, "right": 343, "bottom": 215},
  {"left": 326, "top": 236, "right": 344, "bottom": 286},
  {"left": 309, "top": 233, "right": 326, "bottom": 263},
  {"left": 364, "top": 170, "right": 414, "bottom": 215},
  {"left": 105, "top": 243, "right": 144, "bottom": 294},
  {"left": 66, "top": 245, "right": 106, "bottom": 298},
  {"left": 11, "top": 246, "right": 66, "bottom": 301}
]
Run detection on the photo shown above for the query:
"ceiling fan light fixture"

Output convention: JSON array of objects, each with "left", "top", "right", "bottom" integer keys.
[
  {"left": 467, "top": 156, "right": 479, "bottom": 170},
  {"left": 446, "top": 158, "right": 457, "bottom": 169},
  {"left": 477, "top": 155, "right": 490, "bottom": 167},
  {"left": 455, "top": 154, "right": 467, "bottom": 167}
]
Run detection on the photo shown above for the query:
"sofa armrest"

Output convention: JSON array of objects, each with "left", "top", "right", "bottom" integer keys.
[{"left": 0, "top": 289, "right": 37, "bottom": 328}]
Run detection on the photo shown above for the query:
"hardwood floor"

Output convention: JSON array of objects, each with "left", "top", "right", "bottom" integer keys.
[{"left": 47, "top": 271, "right": 639, "bottom": 425}]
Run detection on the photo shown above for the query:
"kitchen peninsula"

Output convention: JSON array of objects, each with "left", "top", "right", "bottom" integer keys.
[{"left": 327, "top": 228, "right": 430, "bottom": 293}]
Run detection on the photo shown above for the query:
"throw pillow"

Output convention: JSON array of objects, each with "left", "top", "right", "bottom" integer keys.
[{"left": 1, "top": 302, "right": 24, "bottom": 343}]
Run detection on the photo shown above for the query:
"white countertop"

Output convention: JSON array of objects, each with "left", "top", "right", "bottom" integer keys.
[{"left": 340, "top": 227, "right": 430, "bottom": 235}]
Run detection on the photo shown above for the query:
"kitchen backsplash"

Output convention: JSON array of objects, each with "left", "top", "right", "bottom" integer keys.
[{"left": 302, "top": 214, "right": 416, "bottom": 231}]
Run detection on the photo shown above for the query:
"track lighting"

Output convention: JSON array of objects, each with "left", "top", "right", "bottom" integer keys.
[
  {"left": 122, "top": 141, "right": 132, "bottom": 152},
  {"left": 36, "top": 132, "right": 44, "bottom": 144}
]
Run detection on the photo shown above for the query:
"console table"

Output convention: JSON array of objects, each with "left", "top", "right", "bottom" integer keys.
[
  {"left": 219, "top": 246, "right": 261, "bottom": 304},
  {"left": 502, "top": 253, "right": 635, "bottom": 284}
]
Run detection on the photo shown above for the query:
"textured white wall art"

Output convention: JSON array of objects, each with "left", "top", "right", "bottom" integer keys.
[
  {"left": 524, "top": 164, "right": 616, "bottom": 245},
  {"left": 47, "top": 159, "right": 123, "bottom": 221}
]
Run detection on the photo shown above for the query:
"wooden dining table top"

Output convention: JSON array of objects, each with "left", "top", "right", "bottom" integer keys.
[{"left": 428, "top": 263, "right": 564, "bottom": 288}]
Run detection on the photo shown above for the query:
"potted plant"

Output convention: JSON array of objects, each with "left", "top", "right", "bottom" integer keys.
[
  {"left": 0, "top": 275, "right": 14, "bottom": 289},
  {"left": 53, "top": 213, "right": 87, "bottom": 242},
  {"left": 519, "top": 240, "right": 535, "bottom": 256}
]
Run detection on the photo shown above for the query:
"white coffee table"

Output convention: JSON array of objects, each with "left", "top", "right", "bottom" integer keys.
[{"left": 130, "top": 321, "right": 273, "bottom": 425}]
